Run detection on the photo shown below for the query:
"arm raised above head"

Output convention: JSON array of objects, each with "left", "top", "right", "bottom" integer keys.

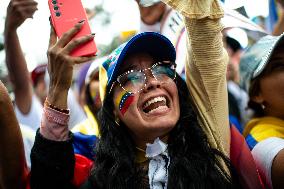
[
  {"left": 4, "top": 0, "right": 38, "bottom": 114},
  {"left": 161, "top": 0, "right": 230, "bottom": 157}
]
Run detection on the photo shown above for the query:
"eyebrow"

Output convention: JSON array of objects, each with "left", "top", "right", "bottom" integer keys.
[{"left": 120, "top": 64, "right": 139, "bottom": 74}]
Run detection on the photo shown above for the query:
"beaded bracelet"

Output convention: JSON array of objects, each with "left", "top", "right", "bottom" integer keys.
[
  {"left": 44, "top": 98, "right": 70, "bottom": 114},
  {"left": 43, "top": 105, "right": 70, "bottom": 126}
]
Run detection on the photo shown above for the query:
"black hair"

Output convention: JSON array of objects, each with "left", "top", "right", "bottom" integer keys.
[
  {"left": 228, "top": 90, "right": 241, "bottom": 121},
  {"left": 247, "top": 76, "right": 265, "bottom": 117},
  {"left": 89, "top": 74, "right": 239, "bottom": 189},
  {"left": 226, "top": 36, "right": 242, "bottom": 54},
  {"left": 247, "top": 42, "right": 284, "bottom": 118}
]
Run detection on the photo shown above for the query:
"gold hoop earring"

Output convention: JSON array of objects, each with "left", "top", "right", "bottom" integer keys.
[
  {"left": 115, "top": 117, "right": 120, "bottom": 126},
  {"left": 261, "top": 104, "right": 266, "bottom": 110}
]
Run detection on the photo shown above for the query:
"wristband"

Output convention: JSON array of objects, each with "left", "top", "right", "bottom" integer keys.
[
  {"left": 44, "top": 105, "right": 70, "bottom": 126},
  {"left": 40, "top": 104, "right": 70, "bottom": 141}
]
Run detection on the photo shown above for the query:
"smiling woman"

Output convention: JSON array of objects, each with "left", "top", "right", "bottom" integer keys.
[
  {"left": 30, "top": 0, "right": 241, "bottom": 188},
  {"left": 111, "top": 51, "right": 180, "bottom": 147}
]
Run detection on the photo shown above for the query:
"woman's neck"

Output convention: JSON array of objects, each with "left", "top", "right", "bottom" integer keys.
[{"left": 135, "top": 134, "right": 169, "bottom": 150}]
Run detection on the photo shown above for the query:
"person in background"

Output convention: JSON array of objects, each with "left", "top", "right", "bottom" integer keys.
[
  {"left": 31, "top": 64, "right": 48, "bottom": 104},
  {"left": 84, "top": 61, "right": 103, "bottom": 117},
  {"left": 225, "top": 36, "right": 243, "bottom": 69},
  {"left": 0, "top": 81, "right": 28, "bottom": 189},
  {"left": 240, "top": 33, "right": 284, "bottom": 189},
  {"left": 136, "top": 0, "right": 187, "bottom": 77},
  {"left": 273, "top": 0, "right": 284, "bottom": 36},
  {"left": 72, "top": 59, "right": 104, "bottom": 160},
  {"left": 76, "top": 63, "right": 92, "bottom": 109},
  {"left": 225, "top": 36, "right": 249, "bottom": 131},
  {"left": 4, "top": 0, "right": 41, "bottom": 131}
]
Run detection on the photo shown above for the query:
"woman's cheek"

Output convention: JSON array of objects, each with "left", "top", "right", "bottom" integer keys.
[{"left": 115, "top": 91, "right": 135, "bottom": 116}]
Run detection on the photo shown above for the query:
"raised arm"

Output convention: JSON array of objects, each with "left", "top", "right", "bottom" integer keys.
[
  {"left": 161, "top": 0, "right": 230, "bottom": 156},
  {"left": 4, "top": 0, "right": 38, "bottom": 114},
  {"left": 30, "top": 22, "right": 95, "bottom": 188},
  {"left": 0, "top": 81, "right": 27, "bottom": 189}
]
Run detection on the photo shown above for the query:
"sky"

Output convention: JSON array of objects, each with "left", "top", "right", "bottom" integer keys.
[{"left": 0, "top": 0, "right": 269, "bottom": 72}]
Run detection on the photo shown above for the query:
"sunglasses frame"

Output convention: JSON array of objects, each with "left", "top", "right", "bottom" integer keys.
[{"left": 109, "top": 61, "right": 177, "bottom": 94}]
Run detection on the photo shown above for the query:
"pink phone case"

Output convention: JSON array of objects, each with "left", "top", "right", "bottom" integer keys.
[{"left": 48, "top": 0, "right": 97, "bottom": 57}]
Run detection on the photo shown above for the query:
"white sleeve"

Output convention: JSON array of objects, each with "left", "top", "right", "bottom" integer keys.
[
  {"left": 252, "top": 137, "right": 284, "bottom": 188},
  {"left": 15, "top": 95, "right": 43, "bottom": 131},
  {"left": 67, "top": 89, "right": 87, "bottom": 129},
  {"left": 20, "top": 124, "right": 36, "bottom": 170}
]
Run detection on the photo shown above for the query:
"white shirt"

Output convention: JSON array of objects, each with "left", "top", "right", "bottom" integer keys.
[
  {"left": 252, "top": 137, "right": 284, "bottom": 188},
  {"left": 20, "top": 124, "right": 36, "bottom": 169},
  {"left": 15, "top": 90, "right": 86, "bottom": 131}
]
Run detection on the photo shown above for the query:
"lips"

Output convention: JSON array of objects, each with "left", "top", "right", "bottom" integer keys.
[{"left": 142, "top": 96, "right": 169, "bottom": 114}]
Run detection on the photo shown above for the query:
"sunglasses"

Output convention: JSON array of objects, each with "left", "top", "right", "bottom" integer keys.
[{"left": 110, "top": 61, "right": 177, "bottom": 94}]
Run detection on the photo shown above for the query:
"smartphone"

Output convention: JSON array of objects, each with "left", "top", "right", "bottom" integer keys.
[{"left": 48, "top": 0, "right": 97, "bottom": 57}]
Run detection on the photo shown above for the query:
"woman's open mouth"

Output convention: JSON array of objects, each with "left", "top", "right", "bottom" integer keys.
[{"left": 142, "top": 96, "right": 169, "bottom": 114}]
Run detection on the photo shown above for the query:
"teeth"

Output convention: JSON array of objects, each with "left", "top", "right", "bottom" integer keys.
[
  {"left": 147, "top": 105, "right": 168, "bottom": 114},
  {"left": 143, "top": 96, "right": 166, "bottom": 109}
]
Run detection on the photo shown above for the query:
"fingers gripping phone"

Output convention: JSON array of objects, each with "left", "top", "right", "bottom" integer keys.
[{"left": 48, "top": 0, "right": 97, "bottom": 57}]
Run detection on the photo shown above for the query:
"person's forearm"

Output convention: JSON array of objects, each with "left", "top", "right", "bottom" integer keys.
[
  {"left": 4, "top": 27, "right": 33, "bottom": 113},
  {"left": 39, "top": 89, "right": 69, "bottom": 141},
  {"left": 0, "top": 82, "right": 27, "bottom": 189},
  {"left": 161, "top": 0, "right": 230, "bottom": 156},
  {"left": 4, "top": 28, "right": 32, "bottom": 91}
]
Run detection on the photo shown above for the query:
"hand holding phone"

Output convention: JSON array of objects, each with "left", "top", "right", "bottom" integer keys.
[{"left": 48, "top": 0, "right": 97, "bottom": 57}]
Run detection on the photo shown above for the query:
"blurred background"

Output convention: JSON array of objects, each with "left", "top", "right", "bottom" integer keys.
[
  {"left": 0, "top": 0, "right": 281, "bottom": 90},
  {"left": 0, "top": 0, "right": 140, "bottom": 83}
]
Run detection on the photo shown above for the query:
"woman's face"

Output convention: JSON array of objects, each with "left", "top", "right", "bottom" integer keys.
[
  {"left": 254, "top": 45, "right": 284, "bottom": 119},
  {"left": 112, "top": 53, "right": 180, "bottom": 146}
]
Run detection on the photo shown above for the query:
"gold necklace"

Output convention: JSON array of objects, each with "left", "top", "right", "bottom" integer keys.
[{"left": 136, "top": 146, "right": 146, "bottom": 153}]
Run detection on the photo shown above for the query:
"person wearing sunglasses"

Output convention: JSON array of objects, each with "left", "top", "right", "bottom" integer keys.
[{"left": 29, "top": 0, "right": 241, "bottom": 188}]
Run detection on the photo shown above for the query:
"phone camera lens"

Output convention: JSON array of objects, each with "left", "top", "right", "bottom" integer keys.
[
  {"left": 53, "top": 5, "right": 59, "bottom": 10},
  {"left": 52, "top": 0, "right": 57, "bottom": 4},
  {"left": 55, "top": 12, "right": 61, "bottom": 17}
]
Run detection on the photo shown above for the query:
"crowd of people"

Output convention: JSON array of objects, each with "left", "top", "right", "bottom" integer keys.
[{"left": 0, "top": 0, "right": 284, "bottom": 188}]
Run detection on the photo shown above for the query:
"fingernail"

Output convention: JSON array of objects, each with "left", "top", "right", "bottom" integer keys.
[{"left": 78, "top": 19, "right": 85, "bottom": 23}]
